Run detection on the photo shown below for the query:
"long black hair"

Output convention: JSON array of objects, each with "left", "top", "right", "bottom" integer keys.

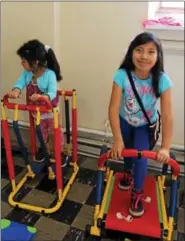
[
  {"left": 17, "top": 39, "right": 62, "bottom": 81},
  {"left": 119, "top": 32, "right": 164, "bottom": 97}
]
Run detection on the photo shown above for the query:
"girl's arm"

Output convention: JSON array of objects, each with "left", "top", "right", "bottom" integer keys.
[
  {"left": 8, "top": 71, "right": 27, "bottom": 98},
  {"left": 39, "top": 72, "right": 57, "bottom": 101},
  {"left": 46, "top": 72, "right": 57, "bottom": 101},
  {"left": 160, "top": 88, "right": 173, "bottom": 150},
  {"left": 109, "top": 83, "right": 124, "bottom": 146},
  {"left": 12, "top": 71, "right": 27, "bottom": 93}
]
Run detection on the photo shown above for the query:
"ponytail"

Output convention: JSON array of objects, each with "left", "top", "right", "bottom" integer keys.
[{"left": 46, "top": 48, "right": 62, "bottom": 81}]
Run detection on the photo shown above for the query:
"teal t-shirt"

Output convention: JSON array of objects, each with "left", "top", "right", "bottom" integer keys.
[{"left": 113, "top": 69, "right": 173, "bottom": 127}]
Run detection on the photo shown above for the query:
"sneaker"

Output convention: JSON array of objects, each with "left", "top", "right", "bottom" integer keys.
[
  {"left": 34, "top": 148, "right": 45, "bottom": 163},
  {"left": 49, "top": 153, "right": 68, "bottom": 167},
  {"left": 61, "top": 153, "right": 69, "bottom": 167},
  {"left": 129, "top": 189, "right": 144, "bottom": 217},
  {"left": 118, "top": 171, "right": 132, "bottom": 190}
]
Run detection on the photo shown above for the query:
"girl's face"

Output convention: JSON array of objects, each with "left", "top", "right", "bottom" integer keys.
[
  {"left": 132, "top": 41, "right": 158, "bottom": 74},
  {"left": 21, "top": 58, "right": 31, "bottom": 71},
  {"left": 21, "top": 58, "right": 39, "bottom": 72}
]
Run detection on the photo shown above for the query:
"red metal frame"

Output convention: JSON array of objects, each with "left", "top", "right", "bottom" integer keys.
[
  {"left": 98, "top": 149, "right": 180, "bottom": 177},
  {"left": 3, "top": 94, "right": 52, "bottom": 111},
  {"left": 2, "top": 92, "right": 78, "bottom": 191},
  {"left": 29, "top": 112, "right": 37, "bottom": 157},
  {"left": 1, "top": 118, "right": 15, "bottom": 180},
  {"left": 57, "top": 90, "right": 73, "bottom": 97}
]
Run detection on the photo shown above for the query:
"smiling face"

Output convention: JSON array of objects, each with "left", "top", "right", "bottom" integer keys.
[{"left": 132, "top": 41, "right": 158, "bottom": 74}]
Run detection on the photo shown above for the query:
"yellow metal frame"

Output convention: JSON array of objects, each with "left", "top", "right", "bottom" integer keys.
[
  {"left": 90, "top": 170, "right": 113, "bottom": 236},
  {"left": 158, "top": 175, "right": 177, "bottom": 241},
  {"left": 8, "top": 162, "right": 79, "bottom": 214},
  {"left": 3, "top": 92, "right": 79, "bottom": 214},
  {"left": 90, "top": 170, "right": 176, "bottom": 241}
]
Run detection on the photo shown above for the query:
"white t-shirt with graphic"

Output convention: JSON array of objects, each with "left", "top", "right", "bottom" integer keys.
[{"left": 113, "top": 69, "right": 173, "bottom": 127}]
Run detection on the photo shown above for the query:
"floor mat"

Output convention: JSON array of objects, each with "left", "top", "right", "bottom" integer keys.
[{"left": 1, "top": 219, "right": 37, "bottom": 241}]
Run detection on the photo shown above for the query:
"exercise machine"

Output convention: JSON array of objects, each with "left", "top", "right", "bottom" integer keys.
[
  {"left": 1, "top": 90, "right": 78, "bottom": 214},
  {"left": 86, "top": 147, "right": 180, "bottom": 241}
]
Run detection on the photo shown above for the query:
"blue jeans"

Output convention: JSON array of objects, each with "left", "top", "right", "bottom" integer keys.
[{"left": 120, "top": 116, "right": 150, "bottom": 191}]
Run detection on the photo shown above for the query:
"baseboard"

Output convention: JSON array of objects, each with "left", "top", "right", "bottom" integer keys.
[{"left": 3, "top": 123, "right": 184, "bottom": 176}]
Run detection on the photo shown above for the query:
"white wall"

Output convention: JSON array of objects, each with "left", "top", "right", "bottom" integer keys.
[
  {"left": 1, "top": 2, "right": 184, "bottom": 146},
  {"left": 162, "top": 45, "right": 184, "bottom": 145},
  {"left": 58, "top": 2, "right": 148, "bottom": 128},
  {"left": 1, "top": 2, "right": 55, "bottom": 122},
  {"left": 57, "top": 2, "right": 184, "bottom": 145}
]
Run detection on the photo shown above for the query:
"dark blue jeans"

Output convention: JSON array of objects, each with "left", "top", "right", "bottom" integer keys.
[{"left": 120, "top": 116, "right": 150, "bottom": 191}]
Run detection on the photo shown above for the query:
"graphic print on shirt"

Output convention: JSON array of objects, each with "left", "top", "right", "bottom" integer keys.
[
  {"left": 123, "top": 76, "right": 156, "bottom": 126},
  {"left": 124, "top": 94, "right": 142, "bottom": 125}
]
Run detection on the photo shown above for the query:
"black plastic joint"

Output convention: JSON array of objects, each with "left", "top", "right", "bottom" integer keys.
[
  {"left": 137, "top": 150, "right": 143, "bottom": 159},
  {"left": 163, "top": 229, "right": 168, "bottom": 237}
]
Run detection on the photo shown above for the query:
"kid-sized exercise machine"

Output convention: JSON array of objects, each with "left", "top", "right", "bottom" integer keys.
[
  {"left": 1, "top": 90, "right": 78, "bottom": 214},
  {"left": 86, "top": 146, "right": 180, "bottom": 241}
]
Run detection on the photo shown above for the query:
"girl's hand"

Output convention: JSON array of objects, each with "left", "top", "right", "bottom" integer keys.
[
  {"left": 109, "top": 140, "right": 125, "bottom": 159},
  {"left": 29, "top": 94, "right": 41, "bottom": 102},
  {"left": 8, "top": 89, "right": 20, "bottom": 99},
  {"left": 156, "top": 148, "right": 170, "bottom": 163}
]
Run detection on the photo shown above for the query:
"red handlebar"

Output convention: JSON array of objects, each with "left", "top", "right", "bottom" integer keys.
[
  {"left": 37, "top": 96, "right": 52, "bottom": 109},
  {"left": 98, "top": 149, "right": 180, "bottom": 177},
  {"left": 57, "top": 90, "right": 73, "bottom": 96},
  {"left": 3, "top": 94, "right": 52, "bottom": 112}
]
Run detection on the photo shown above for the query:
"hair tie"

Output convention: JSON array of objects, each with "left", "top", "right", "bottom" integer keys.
[{"left": 45, "top": 45, "right": 51, "bottom": 53}]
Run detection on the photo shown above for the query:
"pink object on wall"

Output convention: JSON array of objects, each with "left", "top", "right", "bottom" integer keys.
[{"left": 143, "top": 16, "right": 183, "bottom": 27}]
